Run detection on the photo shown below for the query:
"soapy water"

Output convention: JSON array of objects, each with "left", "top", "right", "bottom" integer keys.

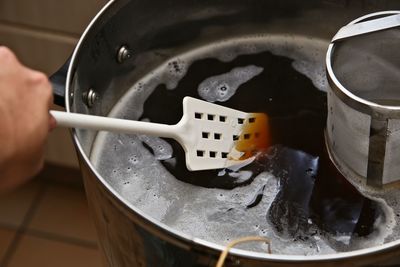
[
  {"left": 104, "top": 34, "right": 328, "bottom": 125},
  {"left": 90, "top": 35, "right": 397, "bottom": 255},
  {"left": 198, "top": 65, "right": 263, "bottom": 102},
  {"left": 137, "top": 118, "right": 173, "bottom": 161}
]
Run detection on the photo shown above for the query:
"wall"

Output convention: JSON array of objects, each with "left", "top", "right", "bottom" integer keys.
[{"left": 0, "top": 0, "right": 109, "bottom": 168}]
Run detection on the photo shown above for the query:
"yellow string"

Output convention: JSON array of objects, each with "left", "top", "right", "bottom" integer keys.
[{"left": 215, "top": 236, "right": 272, "bottom": 267}]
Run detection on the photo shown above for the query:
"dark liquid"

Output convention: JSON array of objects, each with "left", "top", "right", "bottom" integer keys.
[{"left": 140, "top": 50, "right": 383, "bottom": 247}]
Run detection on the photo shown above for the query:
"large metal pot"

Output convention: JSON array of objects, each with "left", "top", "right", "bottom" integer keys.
[{"left": 53, "top": 0, "right": 400, "bottom": 266}]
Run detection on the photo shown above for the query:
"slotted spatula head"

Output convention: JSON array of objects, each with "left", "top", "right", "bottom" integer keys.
[{"left": 176, "top": 97, "right": 269, "bottom": 171}]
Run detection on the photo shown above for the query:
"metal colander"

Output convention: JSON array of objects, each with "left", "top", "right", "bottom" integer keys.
[{"left": 326, "top": 11, "right": 400, "bottom": 187}]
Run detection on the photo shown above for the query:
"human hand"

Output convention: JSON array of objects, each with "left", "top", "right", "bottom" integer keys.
[{"left": 0, "top": 46, "right": 55, "bottom": 191}]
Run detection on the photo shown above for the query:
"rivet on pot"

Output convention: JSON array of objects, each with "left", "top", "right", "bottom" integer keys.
[
  {"left": 83, "top": 89, "right": 99, "bottom": 108},
  {"left": 117, "top": 45, "right": 133, "bottom": 63},
  {"left": 69, "top": 91, "right": 74, "bottom": 105}
]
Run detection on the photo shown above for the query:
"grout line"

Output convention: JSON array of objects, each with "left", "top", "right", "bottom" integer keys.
[
  {"left": 24, "top": 229, "right": 98, "bottom": 250},
  {"left": 37, "top": 163, "right": 85, "bottom": 190},
  {"left": 0, "top": 223, "right": 19, "bottom": 232},
  {"left": 0, "top": 19, "right": 81, "bottom": 38},
  {"left": 41, "top": 178, "right": 85, "bottom": 192},
  {"left": 39, "top": 178, "right": 83, "bottom": 192},
  {"left": 0, "top": 183, "right": 47, "bottom": 267},
  {"left": 0, "top": 20, "right": 79, "bottom": 45}
]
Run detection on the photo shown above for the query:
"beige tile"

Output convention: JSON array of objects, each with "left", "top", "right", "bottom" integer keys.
[
  {"left": 28, "top": 185, "right": 98, "bottom": 243},
  {"left": 8, "top": 235, "right": 102, "bottom": 267},
  {"left": 39, "top": 163, "right": 83, "bottom": 188},
  {"left": 45, "top": 106, "right": 79, "bottom": 168},
  {"left": 0, "top": 228, "right": 15, "bottom": 261},
  {"left": 0, "top": 23, "right": 77, "bottom": 75},
  {"left": 45, "top": 128, "right": 80, "bottom": 168},
  {"left": 0, "top": 181, "right": 40, "bottom": 227},
  {"left": 0, "top": 0, "right": 108, "bottom": 35}
]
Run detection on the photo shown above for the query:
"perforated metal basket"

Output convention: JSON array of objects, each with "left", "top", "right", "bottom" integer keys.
[{"left": 326, "top": 11, "right": 400, "bottom": 187}]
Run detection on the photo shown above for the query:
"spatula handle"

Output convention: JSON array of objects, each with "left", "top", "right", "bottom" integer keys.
[
  {"left": 50, "top": 110, "right": 177, "bottom": 138},
  {"left": 332, "top": 13, "right": 400, "bottom": 42}
]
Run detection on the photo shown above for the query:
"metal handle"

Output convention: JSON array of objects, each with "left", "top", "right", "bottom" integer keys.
[
  {"left": 49, "top": 58, "right": 70, "bottom": 107},
  {"left": 332, "top": 13, "right": 400, "bottom": 42}
]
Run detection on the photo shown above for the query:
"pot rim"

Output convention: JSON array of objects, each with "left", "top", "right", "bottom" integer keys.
[
  {"left": 66, "top": 1, "right": 400, "bottom": 262},
  {"left": 326, "top": 10, "right": 400, "bottom": 118}
]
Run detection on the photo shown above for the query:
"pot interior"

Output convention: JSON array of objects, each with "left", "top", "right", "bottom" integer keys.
[{"left": 69, "top": 0, "right": 400, "bottom": 258}]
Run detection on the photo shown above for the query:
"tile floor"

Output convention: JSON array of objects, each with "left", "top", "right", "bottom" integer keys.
[{"left": 0, "top": 170, "right": 102, "bottom": 267}]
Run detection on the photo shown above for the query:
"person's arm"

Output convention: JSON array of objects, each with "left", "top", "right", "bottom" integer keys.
[{"left": 0, "top": 46, "right": 55, "bottom": 192}]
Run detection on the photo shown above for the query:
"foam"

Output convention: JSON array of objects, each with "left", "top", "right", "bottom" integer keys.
[
  {"left": 137, "top": 118, "right": 174, "bottom": 160},
  {"left": 90, "top": 35, "right": 398, "bottom": 255},
  {"left": 342, "top": 174, "right": 399, "bottom": 244},
  {"left": 198, "top": 65, "right": 263, "bottom": 102},
  {"left": 164, "top": 59, "right": 188, "bottom": 90},
  {"left": 101, "top": 35, "right": 330, "bottom": 125}
]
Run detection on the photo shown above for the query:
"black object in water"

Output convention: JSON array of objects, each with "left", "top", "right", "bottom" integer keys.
[
  {"left": 266, "top": 146, "right": 318, "bottom": 239},
  {"left": 266, "top": 145, "right": 383, "bottom": 243},
  {"left": 310, "top": 150, "right": 381, "bottom": 238}
]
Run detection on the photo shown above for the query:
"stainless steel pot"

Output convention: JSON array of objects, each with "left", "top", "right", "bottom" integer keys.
[
  {"left": 326, "top": 11, "right": 400, "bottom": 188},
  {"left": 52, "top": 0, "right": 400, "bottom": 266}
]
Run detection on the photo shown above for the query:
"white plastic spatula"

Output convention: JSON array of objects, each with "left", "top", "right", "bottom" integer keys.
[{"left": 50, "top": 97, "right": 269, "bottom": 171}]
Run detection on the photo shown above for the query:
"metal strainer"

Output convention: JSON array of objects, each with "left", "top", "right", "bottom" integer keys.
[{"left": 326, "top": 11, "right": 400, "bottom": 187}]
